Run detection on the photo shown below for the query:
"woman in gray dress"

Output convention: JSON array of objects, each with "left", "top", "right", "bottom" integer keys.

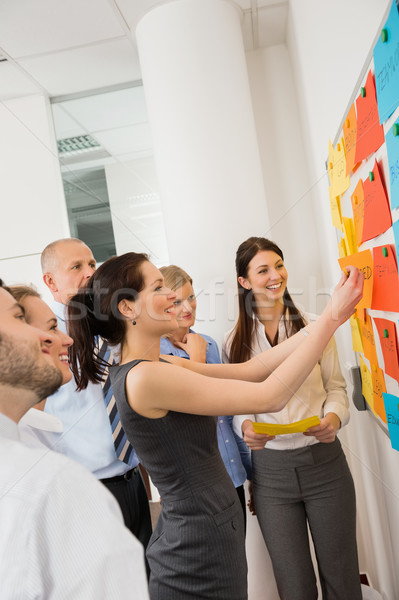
[{"left": 68, "top": 252, "right": 362, "bottom": 600}]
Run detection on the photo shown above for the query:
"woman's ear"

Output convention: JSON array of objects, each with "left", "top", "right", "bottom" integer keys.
[
  {"left": 238, "top": 276, "right": 251, "bottom": 290},
  {"left": 118, "top": 298, "right": 136, "bottom": 320}
]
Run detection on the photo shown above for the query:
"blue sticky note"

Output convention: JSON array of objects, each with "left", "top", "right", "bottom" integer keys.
[
  {"left": 386, "top": 124, "right": 399, "bottom": 209},
  {"left": 383, "top": 392, "right": 399, "bottom": 451},
  {"left": 392, "top": 219, "right": 399, "bottom": 266},
  {"left": 373, "top": 1, "right": 399, "bottom": 124}
]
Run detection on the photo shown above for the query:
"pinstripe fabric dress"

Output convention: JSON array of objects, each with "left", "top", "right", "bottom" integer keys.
[{"left": 110, "top": 359, "right": 247, "bottom": 600}]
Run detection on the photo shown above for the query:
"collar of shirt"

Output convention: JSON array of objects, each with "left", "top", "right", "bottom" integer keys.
[
  {"left": 19, "top": 408, "right": 63, "bottom": 433},
  {"left": 49, "top": 299, "right": 67, "bottom": 323}
]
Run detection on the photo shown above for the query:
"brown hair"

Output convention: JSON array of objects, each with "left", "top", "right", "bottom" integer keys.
[
  {"left": 68, "top": 252, "right": 149, "bottom": 390},
  {"left": 7, "top": 285, "right": 41, "bottom": 306},
  {"left": 227, "top": 237, "right": 305, "bottom": 363},
  {"left": 160, "top": 265, "right": 192, "bottom": 291}
]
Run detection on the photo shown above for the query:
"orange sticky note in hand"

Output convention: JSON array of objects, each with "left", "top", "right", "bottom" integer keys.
[
  {"left": 343, "top": 103, "right": 359, "bottom": 176},
  {"left": 372, "top": 245, "right": 399, "bottom": 312},
  {"left": 355, "top": 70, "right": 385, "bottom": 163},
  {"left": 338, "top": 249, "right": 373, "bottom": 310},
  {"left": 361, "top": 160, "right": 392, "bottom": 243},
  {"left": 350, "top": 179, "right": 364, "bottom": 248}
]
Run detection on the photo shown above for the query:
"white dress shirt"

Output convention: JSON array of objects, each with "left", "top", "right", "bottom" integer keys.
[
  {"left": 0, "top": 413, "right": 149, "bottom": 600},
  {"left": 45, "top": 300, "right": 137, "bottom": 477},
  {"left": 223, "top": 313, "right": 349, "bottom": 451},
  {"left": 18, "top": 408, "right": 65, "bottom": 452}
]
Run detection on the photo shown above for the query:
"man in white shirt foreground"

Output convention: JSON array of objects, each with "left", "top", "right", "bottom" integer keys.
[{"left": 0, "top": 280, "right": 149, "bottom": 599}]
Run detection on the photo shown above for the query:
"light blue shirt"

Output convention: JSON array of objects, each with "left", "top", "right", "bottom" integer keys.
[
  {"left": 160, "top": 331, "right": 251, "bottom": 486},
  {"left": 45, "top": 300, "right": 138, "bottom": 478}
]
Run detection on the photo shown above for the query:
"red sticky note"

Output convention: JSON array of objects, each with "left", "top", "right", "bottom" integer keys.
[
  {"left": 371, "top": 363, "right": 387, "bottom": 424},
  {"left": 373, "top": 318, "right": 399, "bottom": 383},
  {"left": 338, "top": 249, "right": 373, "bottom": 310},
  {"left": 360, "top": 313, "right": 378, "bottom": 365},
  {"left": 372, "top": 245, "right": 399, "bottom": 312},
  {"left": 354, "top": 70, "right": 385, "bottom": 164},
  {"left": 361, "top": 160, "right": 392, "bottom": 243},
  {"left": 351, "top": 179, "right": 364, "bottom": 248},
  {"left": 343, "top": 103, "right": 359, "bottom": 176}
]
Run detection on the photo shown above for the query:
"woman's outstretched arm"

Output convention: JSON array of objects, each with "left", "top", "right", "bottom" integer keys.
[{"left": 129, "top": 267, "right": 363, "bottom": 418}]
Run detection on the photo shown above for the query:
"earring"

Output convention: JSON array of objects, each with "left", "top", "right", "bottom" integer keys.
[{"left": 132, "top": 320, "right": 136, "bottom": 326}]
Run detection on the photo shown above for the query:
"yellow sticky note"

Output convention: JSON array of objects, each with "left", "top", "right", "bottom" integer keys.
[
  {"left": 342, "top": 216, "right": 357, "bottom": 255},
  {"left": 329, "top": 188, "right": 344, "bottom": 231},
  {"left": 360, "top": 356, "right": 374, "bottom": 411},
  {"left": 252, "top": 416, "right": 320, "bottom": 436},
  {"left": 338, "top": 237, "right": 348, "bottom": 258},
  {"left": 349, "top": 315, "right": 364, "bottom": 353},
  {"left": 334, "top": 137, "right": 351, "bottom": 196}
]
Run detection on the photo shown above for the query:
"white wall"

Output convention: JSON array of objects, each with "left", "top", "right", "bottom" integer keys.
[
  {"left": 0, "top": 94, "right": 69, "bottom": 300},
  {"left": 286, "top": 1, "right": 398, "bottom": 597}
]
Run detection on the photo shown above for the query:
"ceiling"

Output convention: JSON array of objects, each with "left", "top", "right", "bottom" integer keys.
[{"left": 0, "top": 0, "right": 289, "bottom": 101}]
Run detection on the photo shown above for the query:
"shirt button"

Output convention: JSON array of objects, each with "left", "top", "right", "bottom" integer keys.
[
  {"left": 225, "top": 439, "right": 229, "bottom": 443},
  {"left": 219, "top": 419, "right": 223, "bottom": 423},
  {"left": 230, "top": 459, "right": 234, "bottom": 463}
]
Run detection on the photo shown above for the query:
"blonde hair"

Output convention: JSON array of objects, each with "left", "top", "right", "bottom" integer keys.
[{"left": 159, "top": 265, "right": 192, "bottom": 292}]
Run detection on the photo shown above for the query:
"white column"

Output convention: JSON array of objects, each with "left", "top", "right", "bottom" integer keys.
[
  {"left": 0, "top": 94, "right": 69, "bottom": 298},
  {"left": 136, "top": 0, "right": 269, "bottom": 343}
]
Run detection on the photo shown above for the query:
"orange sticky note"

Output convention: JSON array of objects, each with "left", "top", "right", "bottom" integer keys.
[
  {"left": 361, "top": 160, "right": 392, "bottom": 243},
  {"left": 373, "top": 317, "right": 399, "bottom": 383},
  {"left": 350, "top": 179, "right": 364, "bottom": 248},
  {"left": 360, "top": 356, "right": 374, "bottom": 410},
  {"left": 338, "top": 249, "right": 373, "bottom": 310},
  {"left": 371, "top": 363, "right": 387, "bottom": 423},
  {"left": 343, "top": 103, "right": 359, "bottom": 176},
  {"left": 372, "top": 245, "right": 399, "bottom": 312},
  {"left": 360, "top": 313, "right": 378, "bottom": 365},
  {"left": 355, "top": 70, "right": 385, "bottom": 163}
]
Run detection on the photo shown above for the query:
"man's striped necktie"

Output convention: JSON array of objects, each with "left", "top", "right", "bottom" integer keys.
[{"left": 97, "top": 339, "right": 134, "bottom": 465}]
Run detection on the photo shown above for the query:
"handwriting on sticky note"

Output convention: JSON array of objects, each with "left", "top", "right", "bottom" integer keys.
[
  {"left": 361, "top": 159, "right": 392, "bottom": 243},
  {"left": 360, "top": 356, "right": 374, "bottom": 410},
  {"left": 373, "top": 317, "right": 399, "bottom": 383},
  {"left": 372, "top": 245, "right": 399, "bottom": 312},
  {"left": 360, "top": 313, "right": 378, "bottom": 365},
  {"left": 371, "top": 363, "right": 387, "bottom": 423},
  {"left": 383, "top": 393, "right": 399, "bottom": 451},
  {"left": 338, "top": 249, "right": 373, "bottom": 309},
  {"left": 252, "top": 416, "right": 320, "bottom": 436},
  {"left": 355, "top": 70, "right": 385, "bottom": 163},
  {"left": 343, "top": 103, "right": 358, "bottom": 176},
  {"left": 373, "top": 0, "right": 399, "bottom": 124}
]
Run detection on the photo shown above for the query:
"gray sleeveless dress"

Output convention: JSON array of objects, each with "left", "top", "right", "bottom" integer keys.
[{"left": 110, "top": 359, "right": 247, "bottom": 600}]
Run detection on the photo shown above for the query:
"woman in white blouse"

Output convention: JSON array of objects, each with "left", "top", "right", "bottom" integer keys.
[{"left": 223, "top": 237, "right": 362, "bottom": 600}]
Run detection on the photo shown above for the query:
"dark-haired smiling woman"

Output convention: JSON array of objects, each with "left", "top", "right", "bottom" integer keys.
[
  {"left": 223, "top": 237, "right": 362, "bottom": 600},
  {"left": 67, "top": 251, "right": 363, "bottom": 600}
]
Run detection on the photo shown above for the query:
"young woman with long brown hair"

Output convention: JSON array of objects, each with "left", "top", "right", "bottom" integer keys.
[
  {"left": 223, "top": 237, "right": 362, "bottom": 600},
  {"left": 67, "top": 251, "right": 362, "bottom": 600}
]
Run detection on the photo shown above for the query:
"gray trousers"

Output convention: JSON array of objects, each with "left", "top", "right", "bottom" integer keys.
[{"left": 252, "top": 439, "right": 362, "bottom": 600}]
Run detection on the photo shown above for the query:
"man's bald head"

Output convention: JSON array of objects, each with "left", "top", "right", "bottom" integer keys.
[
  {"left": 41, "top": 238, "right": 88, "bottom": 274},
  {"left": 41, "top": 238, "right": 96, "bottom": 304}
]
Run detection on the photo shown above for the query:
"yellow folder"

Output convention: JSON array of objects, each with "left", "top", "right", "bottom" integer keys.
[{"left": 252, "top": 415, "right": 320, "bottom": 436}]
